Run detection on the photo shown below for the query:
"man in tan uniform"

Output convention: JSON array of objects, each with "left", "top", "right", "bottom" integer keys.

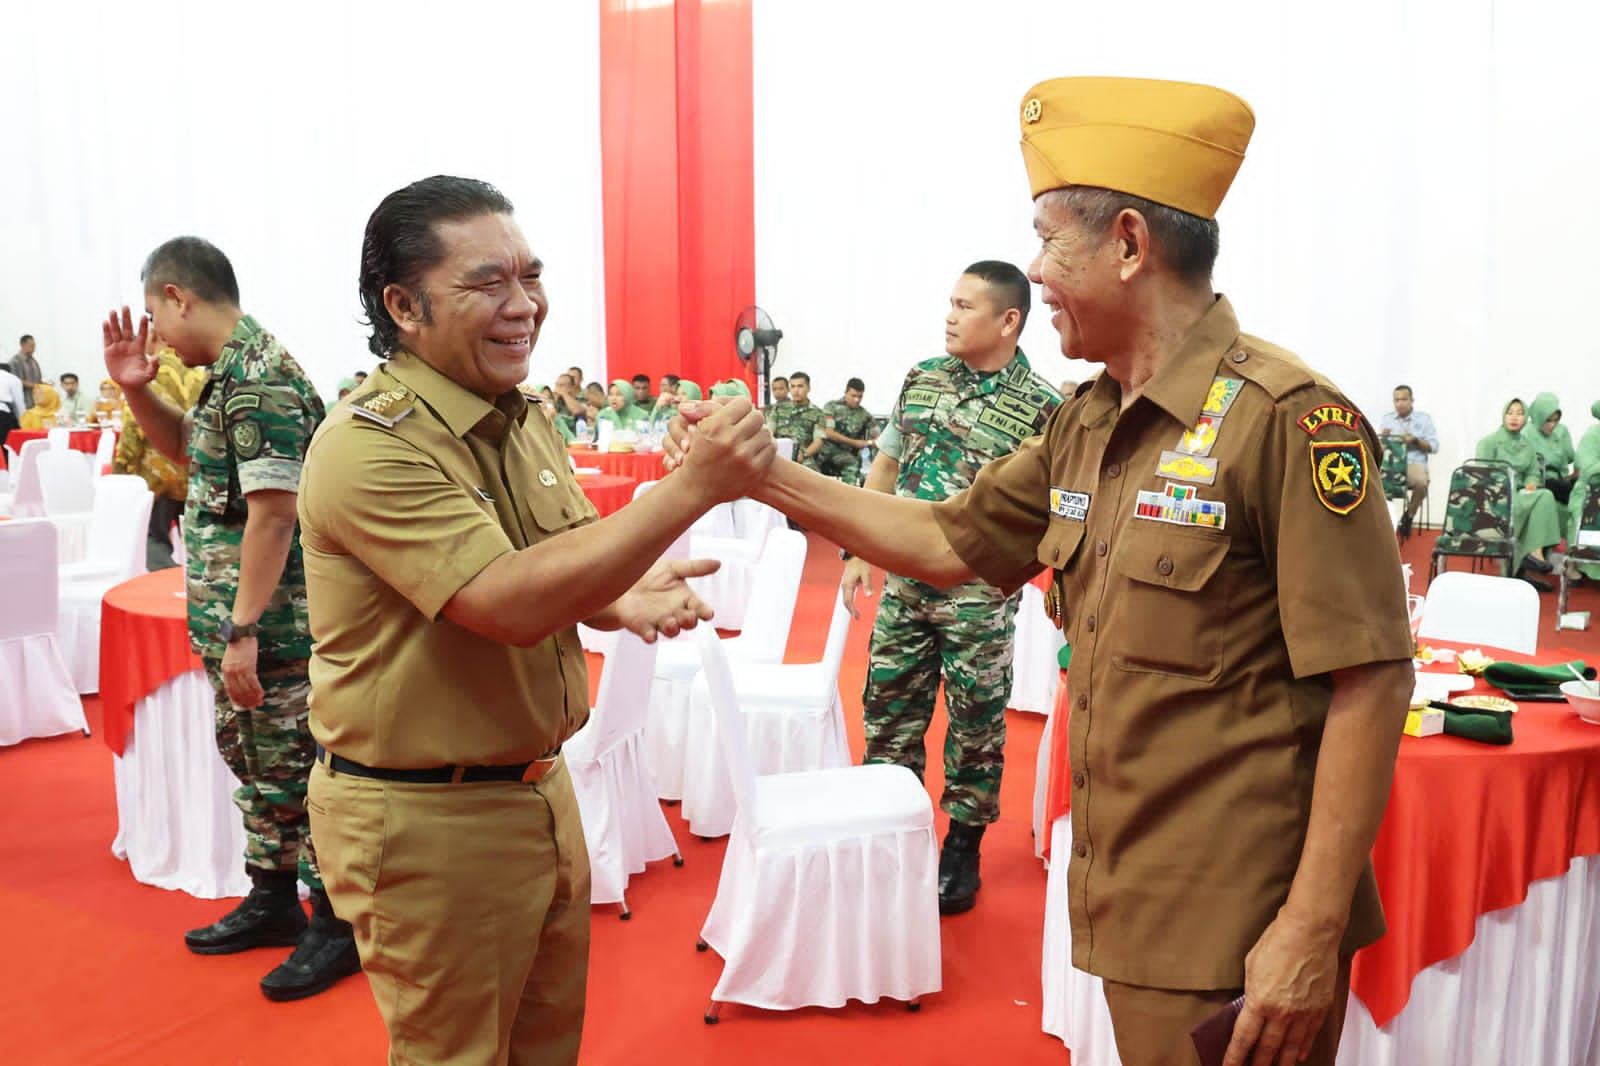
[
  {"left": 667, "top": 79, "right": 1412, "bottom": 1066},
  {"left": 299, "top": 175, "right": 774, "bottom": 1066}
]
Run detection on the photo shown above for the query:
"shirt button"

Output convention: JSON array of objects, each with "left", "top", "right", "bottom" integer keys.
[
  {"left": 1095, "top": 540, "right": 1108, "bottom": 557},
  {"left": 1106, "top": 462, "right": 1121, "bottom": 478},
  {"left": 1074, "top": 841, "right": 1088, "bottom": 858},
  {"left": 1076, "top": 694, "right": 1088, "bottom": 711},
  {"left": 562, "top": 506, "right": 572, "bottom": 518},
  {"left": 1072, "top": 771, "right": 1086, "bottom": 789},
  {"left": 1086, "top": 614, "right": 1096, "bottom": 633},
  {"left": 1156, "top": 556, "right": 1174, "bottom": 576},
  {"left": 1231, "top": 351, "right": 1248, "bottom": 364},
  {"left": 1052, "top": 546, "right": 1060, "bottom": 563}
]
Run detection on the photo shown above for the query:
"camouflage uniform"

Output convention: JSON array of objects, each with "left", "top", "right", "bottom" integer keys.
[
  {"left": 769, "top": 400, "right": 825, "bottom": 467},
  {"left": 864, "top": 351, "right": 1060, "bottom": 825},
  {"left": 814, "top": 397, "right": 876, "bottom": 485},
  {"left": 185, "top": 315, "right": 326, "bottom": 887}
]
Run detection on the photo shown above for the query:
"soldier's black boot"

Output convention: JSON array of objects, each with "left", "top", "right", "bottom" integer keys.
[
  {"left": 937, "top": 821, "right": 986, "bottom": 915},
  {"left": 184, "top": 867, "right": 307, "bottom": 955},
  {"left": 259, "top": 889, "right": 362, "bottom": 1002}
]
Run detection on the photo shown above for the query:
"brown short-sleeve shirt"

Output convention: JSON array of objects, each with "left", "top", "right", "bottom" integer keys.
[
  {"left": 298, "top": 351, "right": 598, "bottom": 768},
  {"left": 933, "top": 297, "right": 1413, "bottom": 990}
]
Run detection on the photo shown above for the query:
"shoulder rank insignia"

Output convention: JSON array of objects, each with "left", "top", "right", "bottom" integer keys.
[
  {"left": 1310, "top": 439, "right": 1368, "bottom": 514},
  {"left": 1200, "top": 376, "right": 1243, "bottom": 417},
  {"left": 351, "top": 387, "right": 415, "bottom": 428},
  {"left": 1177, "top": 415, "right": 1220, "bottom": 457},
  {"left": 1298, "top": 403, "right": 1361, "bottom": 435}
]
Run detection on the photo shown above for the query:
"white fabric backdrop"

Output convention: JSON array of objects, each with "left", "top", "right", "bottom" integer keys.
[
  {"left": 0, "top": 0, "right": 607, "bottom": 401},
  {"left": 753, "top": 0, "right": 1600, "bottom": 517}
]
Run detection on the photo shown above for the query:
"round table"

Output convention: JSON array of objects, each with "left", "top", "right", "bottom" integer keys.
[
  {"left": 101, "top": 568, "right": 249, "bottom": 899},
  {"left": 5, "top": 427, "right": 103, "bottom": 459},
  {"left": 579, "top": 473, "right": 637, "bottom": 517},
  {"left": 1040, "top": 639, "right": 1600, "bottom": 1065},
  {"left": 568, "top": 446, "right": 668, "bottom": 483}
]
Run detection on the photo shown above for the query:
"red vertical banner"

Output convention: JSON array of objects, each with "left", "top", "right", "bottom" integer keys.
[{"left": 599, "top": 0, "right": 754, "bottom": 391}]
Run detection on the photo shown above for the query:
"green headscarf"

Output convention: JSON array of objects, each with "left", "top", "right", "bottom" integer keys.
[
  {"left": 1475, "top": 398, "right": 1542, "bottom": 487},
  {"left": 597, "top": 378, "right": 648, "bottom": 427},
  {"left": 1578, "top": 400, "right": 1600, "bottom": 478},
  {"left": 710, "top": 379, "right": 751, "bottom": 400},
  {"left": 1526, "top": 392, "right": 1576, "bottom": 476},
  {"left": 677, "top": 380, "right": 703, "bottom": 403}
]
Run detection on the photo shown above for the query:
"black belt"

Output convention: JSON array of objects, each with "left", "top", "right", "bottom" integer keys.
[{"left": 315, "top": 743, "right": 559, "bottom": 784}]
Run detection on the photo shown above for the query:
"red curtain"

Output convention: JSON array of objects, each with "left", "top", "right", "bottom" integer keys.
[{"left": 599, "top": 0, "right": 755, "bottom": 392}]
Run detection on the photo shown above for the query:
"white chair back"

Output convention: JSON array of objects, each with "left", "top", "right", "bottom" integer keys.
[
  {"left": 694, "top": 626, "right": 757, "bottom": 819},
  {"left": 582, "top": 632, "right": 661, "bottom": 759},
  {"left": 0, "top": 519, "right": 60, "bottom": 640},
  {"left": 47, "top": 427, "right": 72, "bottom": 451},
  {"left": 775, "top": 438, "right": 795, "bottom": 461},
  {"left": 85, "top": 476, "right": 154, "bottom": 580},
  {"left": 731, "top": 498, "right": 783, "bottom": 543},
  {"left": 633, "top": 479, "right": 658, "bottom": 501},
  {"left": 691, "top": 501, "right": 737, "bottom": 538},
  {"left": 815, "top": 597, "right": 855, "bottom": 700},
  {"left": 737, "top": 528, "right": 807, "bottom": 660},
  {"left": 93, "top": 426, "right": 117, "bottom": 474},
  {"left": 1418, "top": 571, "right": 1540, "bottom": 654},
  {"left": 662, "top": 526, "right": 691, "bottom": 562},
  {"left": 10, "top": 438, "right": 50, "bottom": 518},
  {"left": 37, "top": 448, "right": 94, "bottom": 515}
]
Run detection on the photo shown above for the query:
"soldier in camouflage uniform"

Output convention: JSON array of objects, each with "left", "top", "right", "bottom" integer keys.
[
  {"left": 102, "top": 236, "right": 359, "bottom": 1003},
  {"left": 814, "top": 376, "right": 875, "bottom": 485},
  {"left": 769, "top": 370, "right": 825, "bottom": 465},
  {"left": 842, "top": 261, "right": 1060, "bottom": 913}
]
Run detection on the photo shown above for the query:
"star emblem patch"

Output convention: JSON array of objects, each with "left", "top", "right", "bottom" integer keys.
[{"left": 1310, "top": 439, "right": 1368, "bottom": 514}]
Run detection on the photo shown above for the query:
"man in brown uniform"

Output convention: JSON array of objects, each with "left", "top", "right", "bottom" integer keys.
[
  {"left": 299, "top": 176, "right": 774, "bottom": 1066},
  {"left": 667, "top": 79, "right": 1412, "bottom": 1066}
]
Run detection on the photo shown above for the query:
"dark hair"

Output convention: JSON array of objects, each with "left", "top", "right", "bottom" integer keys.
[
  {"left": 771, "top": 375, "right": 788, "bottom": 385},
  {"left": 141, "top": 237, "right": 241, "bottom": 306},
  {"left": 59, "top": 373, "right": 78, "bottom": 385},
  {"left": 354, "top": 371, "right": 367, "bottom": 381},
  {"left": 1046, "top": 187, "right": 1220, "bottom": 282},
  {"left": 1393, "top": 385, "right": 1413, "bottom": 398},
  {"left": 631, "top": 374, "right": 650, "bottom": 386},
  {"left": 846, "top": 377, "right": 865, "bottom": 393},
  {"left": 359, "top": 175, "right": 515, "bottom": 359},
  {"left": 962, "top": 260, "right": 1031, "bottom": 329},
  {"left": 19, "top": 334, "right": 33, "bottom": 345},
  {"left": 789, "top": 371, "right": 810, "bottom": 386},
  {"left": 662, "top": 374, "right": 680, "bottom": 388}
]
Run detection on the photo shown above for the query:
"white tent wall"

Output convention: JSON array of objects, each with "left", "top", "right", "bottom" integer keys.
[
  {"left": 0, "top": 0, "right": 607, "bottom": 403},
  {"left": 753, "top": 0, "right": 1600, "bottom": 519}
]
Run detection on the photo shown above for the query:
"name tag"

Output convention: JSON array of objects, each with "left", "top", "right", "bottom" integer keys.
[
  {"left": 1049, "top": 487, "right": 1090, "bottom": 522},
  {"left": 903, "top": 387, "right": 941, "bottom": 409}
]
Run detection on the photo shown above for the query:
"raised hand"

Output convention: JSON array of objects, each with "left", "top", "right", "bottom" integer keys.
[{"left": 103, "top": 306, "right": 158, "bottom": 391}]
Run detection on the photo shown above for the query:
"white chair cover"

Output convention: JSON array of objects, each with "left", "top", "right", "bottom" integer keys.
[
  {"left": 1040, "top": 815, "right": 1600, "bottom": 1066},
  {"left": 577, "top": 527, "right": 690, "bottom": 656},
  {"left": 37, "top": 447, "right": 94, "bottom": 515},
  {"left": 687, "top": 501, "right": 769, "bottom": 631},
  {"left": 47, "top": 427, "right": 72, "bottom": 451},
  {"left": 111, "top": 669, "right": 252, "bottom": 899},
  {"left": 566, "top": 632, "right": 681, "bottom": 911},
  {"left": 731, "top": 498, "right": 784, "bottom": 542},
  {"left": 58, "top": 478, "right": 154, "bottom": 693},
  {"left": 646, "top": 529, "right": 807, "bottom": 800},
  {"left": 92, "top": 425, "right": 118, "bottom": 475},
  {"left": 8, "top": 438, "right": 50, "bottom": 519},
  {"left": 1010, "top": 583, "right": 1066, "bottom": 715},
  {"left": 775, "top": 438, "right": 795, "bottom": 461},
  {"left": 1033, "top": 677, "right": 1062, "bottom": 864},
  {"left": 1418, "top": 571, "right": 1540, "bottom": 654},
  {"left": 0, "top": 518, "right": 88, "bottom": 745},
  {"left": 681, "top": 597, "right": 854, "bottom": 837},
  {"left": 694, "top": 627, "right": 942, "bottom": 1012}
]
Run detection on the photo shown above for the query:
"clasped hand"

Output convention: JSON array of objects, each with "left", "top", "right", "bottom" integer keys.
[{"left": 660, "top": 396, "right": 776, "bottom": 502}]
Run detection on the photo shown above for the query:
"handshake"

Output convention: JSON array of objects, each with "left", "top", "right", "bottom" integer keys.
[{"left": 659, "top": 395, "right": 782, "bottom": 503}]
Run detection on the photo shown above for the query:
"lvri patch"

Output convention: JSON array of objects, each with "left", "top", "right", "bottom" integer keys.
[
  {"left": 1310, "top": 439, "right": 1367, "bottom": 514},
  {"left": 1049, "top": 487, "right": 1091, "bottom": 522}
]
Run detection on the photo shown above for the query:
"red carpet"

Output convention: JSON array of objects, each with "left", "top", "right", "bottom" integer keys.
[{"left": 2, "top": 528, "right": 1596, "bottom": 1064}]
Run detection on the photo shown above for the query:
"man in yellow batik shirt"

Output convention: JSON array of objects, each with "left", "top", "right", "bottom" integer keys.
[{"left": 115, "top": 336, "right": 208, "bottom": 569}]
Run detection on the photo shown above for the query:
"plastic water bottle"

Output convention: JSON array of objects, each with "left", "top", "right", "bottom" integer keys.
[{"left": 575, "top": 416, "right": 591, "bottom": 444}]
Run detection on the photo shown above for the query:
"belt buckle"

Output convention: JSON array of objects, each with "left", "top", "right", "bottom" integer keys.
[{"left": 521, "top": 754, "right": 558, "bottom": 784}]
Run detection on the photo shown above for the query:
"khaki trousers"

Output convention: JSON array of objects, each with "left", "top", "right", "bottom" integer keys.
[
  {"left": 1404, "top": 462, "right": 1429, "bottom": 520},
  {"left": 1102, "top": 959, "right": 1351, "bottom": 1066},
  {"left": 308, "top": 758, "right": 590, "bottom": 1066}
]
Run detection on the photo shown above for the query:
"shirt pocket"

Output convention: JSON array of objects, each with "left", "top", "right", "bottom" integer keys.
[
  {"left": 188, "top": 409, "right": 236, "bottom": 517},
  {"left": 1035, "top": 519, "right": 1085, "bottom": 627},
  {"left": 1109, "top": 522, "right": 1231, "bottom": 681},
  {"left": 526, "top": 475, "right": 597, "bottom": 535}
]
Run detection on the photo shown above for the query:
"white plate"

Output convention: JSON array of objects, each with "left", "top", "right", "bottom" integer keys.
[{"left": 1412, "top": 674, "right": 1476, "bottom": 704}]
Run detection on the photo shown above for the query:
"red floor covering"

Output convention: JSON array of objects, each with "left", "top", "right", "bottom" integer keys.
[{"left": 2, "top": 528, "right": 1595, "bottom": 1065}]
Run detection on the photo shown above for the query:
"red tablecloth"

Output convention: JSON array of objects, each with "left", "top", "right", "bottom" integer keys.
[
  {"left": 579, "top": 473, "right": 637, "bottom": 518},
  {"left": 1352, "top": 639, "right": 1600, "bottom": 1024},
  {"left": 99, "top": 568, "right": 202, "bottom": 756},
  {"left": 1042, "top": 639, "right": 1600, "bottom": 1028},
  {"left": 567, "top": 446, "right": 668, "bottom": 483},
  {"left": 4, "top": 427, "right": 102, "bottom": 464}
]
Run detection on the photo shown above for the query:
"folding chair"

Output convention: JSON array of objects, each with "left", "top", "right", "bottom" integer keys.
[
  {"left": 1431, "top": 460, "right": 1515, "bottom": 579},
  {"left": 1558, "top": 470, "right": 1600, "bottom": 618}
]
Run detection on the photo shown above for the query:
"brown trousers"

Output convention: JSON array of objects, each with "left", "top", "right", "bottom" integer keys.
[
  {"left": 1102, "top": 959, "right": 1351, "bottom": 1066},
  {"left": 308, "top": 758, "right": 590, "bottom": 1066}
]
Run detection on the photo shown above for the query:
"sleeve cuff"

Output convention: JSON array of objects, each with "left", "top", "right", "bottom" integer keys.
[
  {"left": 1288, "top": 621, "right": 1415, "bottom": 680},
  {"left": 238, "top": 457, "right": 303, "bottom": 495}
]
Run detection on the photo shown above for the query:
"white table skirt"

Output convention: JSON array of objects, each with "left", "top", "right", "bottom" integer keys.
[
  {"left": 1040, "top": 816, "right": 1600, "bottom": 1065},
  {"left": 110, "top": 669, "right": 251, "bottom": 899},
  {"left": 1008, "top": 584, "right": 1064, "bottom": 716}
]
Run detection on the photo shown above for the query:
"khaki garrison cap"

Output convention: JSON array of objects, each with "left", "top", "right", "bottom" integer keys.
[{"left": 1019, "top": 77, "right": 1255, "bottom": 219}]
